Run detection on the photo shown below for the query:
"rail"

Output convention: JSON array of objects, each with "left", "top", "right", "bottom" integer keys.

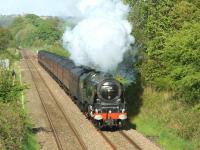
[{"left": 23, "top": 50, "right": 87, "bottom": 150}]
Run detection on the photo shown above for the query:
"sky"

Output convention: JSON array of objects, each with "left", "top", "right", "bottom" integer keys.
[{"left": 0, "top": 0, "right": 79, "bottom": 16}]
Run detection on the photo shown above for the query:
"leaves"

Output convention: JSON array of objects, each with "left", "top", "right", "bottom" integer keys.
[
  {"left": 0, "top": 68, "right": 26, "bottom": 103},
  {"left": 9, "top": 14, "right": 63, "bottom": 48},
  {"left": 127, "top": 0, "right": 200, "bottom": 104},
  {"left": 0, "top": 27, "right": 12, "bottom": 50},
  {"left": 0, "top": 102, "right": 26, "bottom": 149}
]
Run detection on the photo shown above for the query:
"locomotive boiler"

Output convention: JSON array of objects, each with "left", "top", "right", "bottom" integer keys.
[{"left": 38, "top": 50, "right": 127, "bottom": 128}]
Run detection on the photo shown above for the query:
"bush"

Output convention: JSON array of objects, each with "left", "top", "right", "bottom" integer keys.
[
  {"left": 0, "top": 51, "right": 37, "bottom": 149},
  {"left": 0, "top": 102, "right": 26, "bottom": 149},
  {"left": 125, "top": 1, "right": 199, "bottom": 98},
  {"left": 133, "top": 0, "right": 200, "bottom": 104},
  {"left": 176, "top": 73, "right": 200, "bottom": 104},
  {"left": 0, "top": 68, "right": 25, "bottom": 103},
  {"left": 0, "top": 27, "right": 12, "bottom": 50},
  {"left": 9, "top": 14, "right": 64, "bottom": 48}
]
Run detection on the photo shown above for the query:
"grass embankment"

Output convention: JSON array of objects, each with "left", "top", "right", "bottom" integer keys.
[
  {"left": 0, "top": 48, "right": 39, "bottom": 149},
  {"left": 30, "top": 43, "right": 69, "bottom": 57},
  {"left": 129, "top": 87, "right": 200, "bottom": 150}
]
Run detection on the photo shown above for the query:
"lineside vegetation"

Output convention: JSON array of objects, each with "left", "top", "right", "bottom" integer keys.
[
  {"left": 0, "top": 52, "right": 38, "bottom": 149},
  {"left": 0, "top": 18, "right": 43, "bottom": 149},
  {"left": 124, "top": 0, "right": 200, "bottom": 149},
  {"left": 0, "top": 14, "right": 70, "bottom": 149},
  {"left": 9, "top": 14, "right": 69, "bottom": 57}
]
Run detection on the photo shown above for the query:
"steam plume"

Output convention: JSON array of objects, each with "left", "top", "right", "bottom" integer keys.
[{"left": 63, "top": 0, "right": 135, "bottom": 72}]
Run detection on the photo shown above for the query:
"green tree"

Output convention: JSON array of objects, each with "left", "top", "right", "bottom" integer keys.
[
  {"left": 9, "top": 14, "right": 63, "bottom": 48},
  {"left": 0, "top": 27, "right": 12, "bottom": 50},
  {"left": 34, "top": 21, "right": 61, "bottom": 44},
  {"left": 126, "top": 0, "right": 200, "bottom": 104}
]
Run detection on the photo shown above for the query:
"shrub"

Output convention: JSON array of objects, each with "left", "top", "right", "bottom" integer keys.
[
  {"left": 0, "top": 27, "right": 12, "bottom": 50},
  {"left": 0, "top": 68, "right": 25, "bottom": 103},
  {"left": 9, "top": 14, "right": 64, "bottom": 48},
  {"left": 0, "top": 102, "right": 26, "bottom": 149}
]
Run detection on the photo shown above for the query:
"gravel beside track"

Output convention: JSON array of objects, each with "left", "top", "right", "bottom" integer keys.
[{"left": 122, "top": 130, "right": 161, "bottom": 150}]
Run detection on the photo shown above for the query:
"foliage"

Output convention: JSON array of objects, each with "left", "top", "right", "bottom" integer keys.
[
  {"left": 22, "top": 120, "right": 39, "bottom": 150},
  {"left": 0, "top": 68, "right": 25, "bottom": 103},
  {"left": 31, "top": 42, "right": 69, "bottom": 57},
  {"left": 125, "top": 0, "right": 200, "bottom": 149},
  {"left": 0, "top": 48, "right": 21, "bottom": 66},
  {"left": 47, "top": 43, "right": 69, "bottom": 57},
  {"left": 132, "top": 87, "right": 200, "bottom": 150},
  {"left": 0, "top": 27, "right": 12, "bottom": 50},
  {"left": 0, "top": 47, "right": 38, "bottom": 149},
  {"left": 126, "top": 0, "right": 200, "bottom": 104},
  {"left": 115, "top": 74, "right": 130, "bottom": 85},
  {"left": 0, "top": 102, "right": 26, "bottom": 149},
  {"left": 34, "top": 20, "right": 62, "bottom": 44},
  {"left": 9, "top": 14, "right": 65, "bottom": 50},
  {"left": 0, "top": 101, "right": 38, "bottom": 150}
]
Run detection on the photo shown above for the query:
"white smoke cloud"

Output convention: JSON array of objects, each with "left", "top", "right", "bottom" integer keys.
[{"left": 63, "top": 0, "right": 134, "bottom": 72}]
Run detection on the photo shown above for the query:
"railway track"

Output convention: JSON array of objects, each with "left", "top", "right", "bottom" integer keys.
[
  {"left": 98, "top": 130, "right": 142, "bottom": 150},
  {"left": 119, "top": 131, "right": 142, "bottom": 150},
  {"left": 22, "top": 50, "right": 87, "bottom": 150},
  {"left": 26, "top": 60, "right": 63, "bottom": 150},
  {"left": 98, "top": 131, "right": 117, "bottom": 150},
  {"left": 21, "top": 49, "right": 158, "bottom": 150}
]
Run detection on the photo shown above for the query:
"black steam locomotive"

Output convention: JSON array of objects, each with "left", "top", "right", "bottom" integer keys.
[{"left": 38, "top": 50, "right": 127, "bottom": 128}]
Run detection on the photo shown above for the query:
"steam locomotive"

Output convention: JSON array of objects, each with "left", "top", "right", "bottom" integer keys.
[{"left": 38, "top": 50, "right": 127, "bottom": 128}]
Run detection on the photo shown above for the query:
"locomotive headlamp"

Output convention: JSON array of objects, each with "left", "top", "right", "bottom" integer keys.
[
  {"left": 119, "top": 114, "right": 127, "bottom": 120},
  {"left": 94, "top": 115, "right": 102, "bottom": 120}
]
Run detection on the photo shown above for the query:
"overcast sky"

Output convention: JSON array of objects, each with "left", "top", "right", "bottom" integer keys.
[{"left": 0, "top": 0, "right": 79, "bottom": 16}]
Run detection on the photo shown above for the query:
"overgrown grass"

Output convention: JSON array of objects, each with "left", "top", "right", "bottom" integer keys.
[
  {"left": 134, "top": 118, "right": 195, "bottom": 150},
  {"left": 0, "top": 102, "right": 39, "bottom": 150},
  {"left": 0, "top": 102, "right": 25, "bottom": 149},
  {"left": 0, "top": 48, "right": 39, "bottom": 150},
  {"left": 22, "top": 121, "right": 39, "bottom": 150},
  {"left": 130, "top": 87, "right": 200, "bottom": 150}
]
